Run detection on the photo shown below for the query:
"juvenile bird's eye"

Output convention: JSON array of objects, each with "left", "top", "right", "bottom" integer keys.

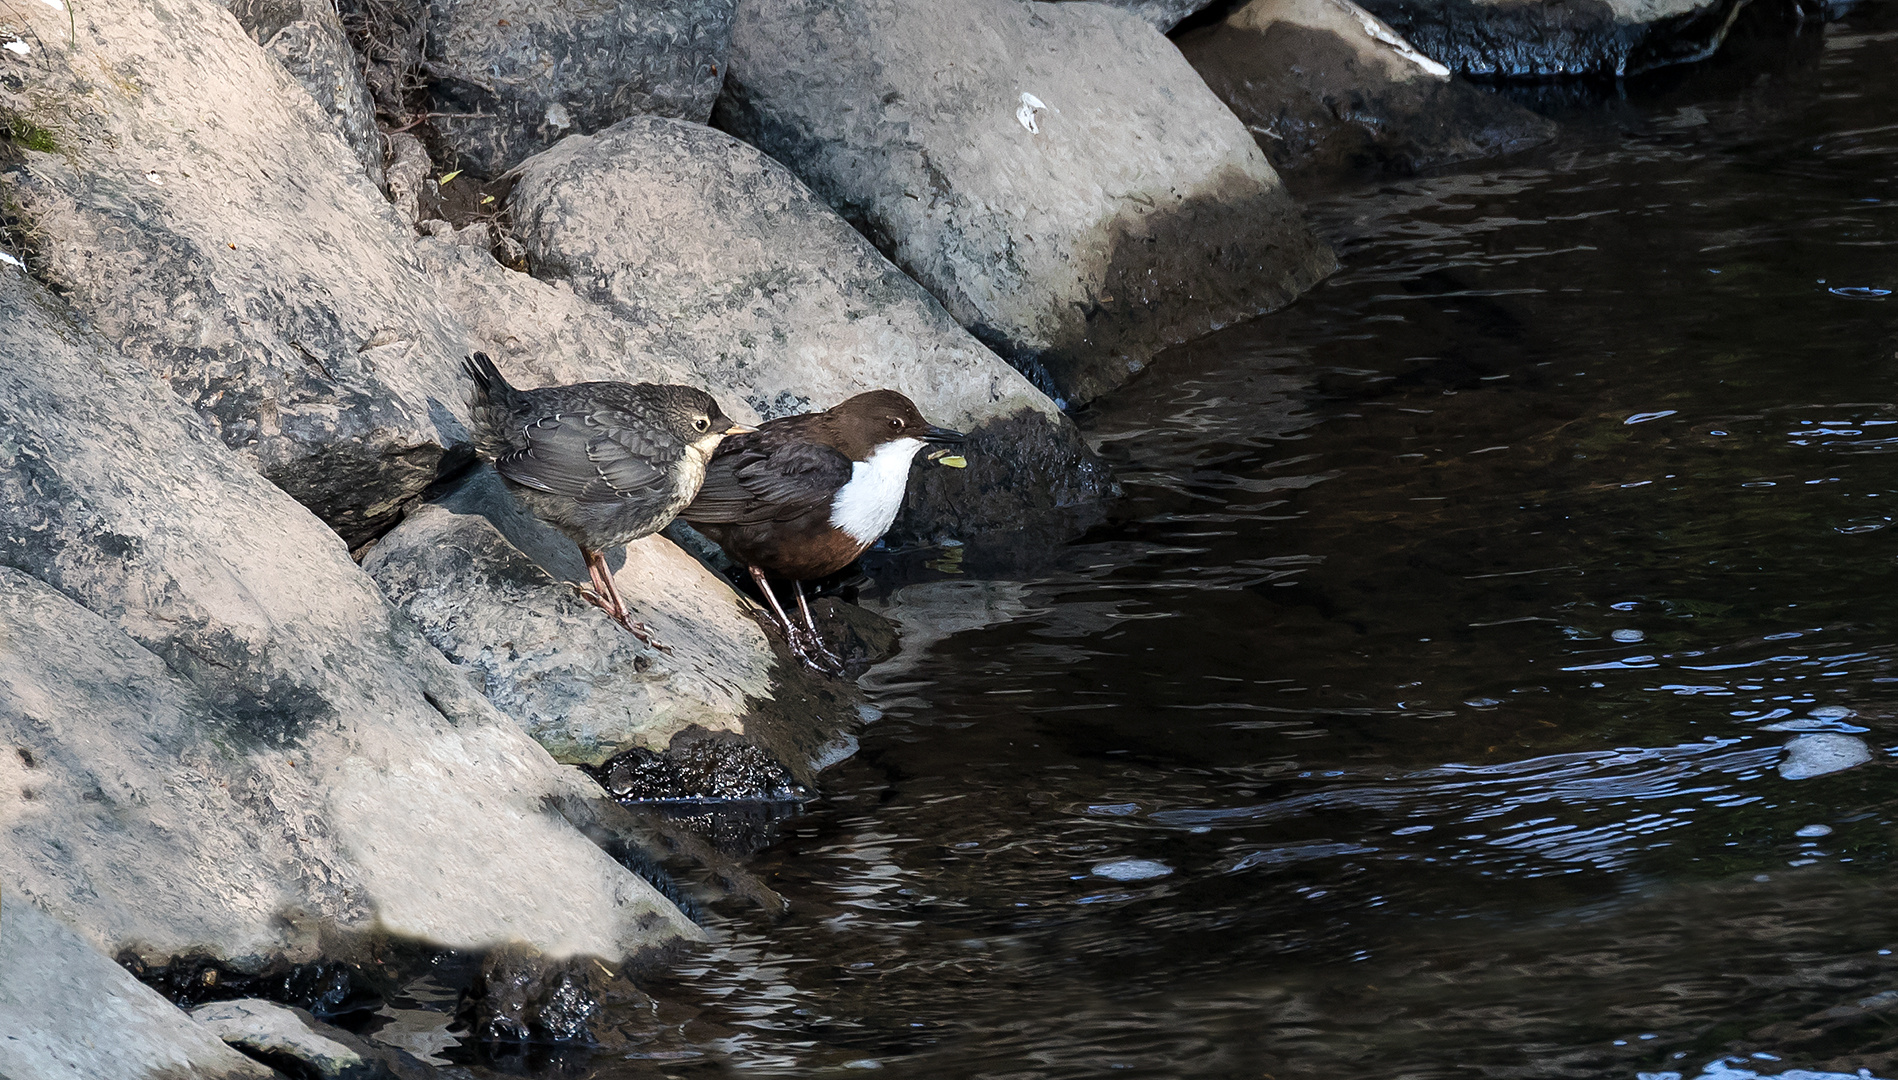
[
  {"left": 889, "top": 417, "right": 905, "bottom": 431},
  {"left": 693, "top": 416, "right": 711, "bottom": 433}
]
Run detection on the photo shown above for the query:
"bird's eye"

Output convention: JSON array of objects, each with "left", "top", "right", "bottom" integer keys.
[
  {"left": 889, "top": 417, "right": 905, "bottom": 431},
  {"left": 693, "top": 417, "right": 711, "bottom": 433}
]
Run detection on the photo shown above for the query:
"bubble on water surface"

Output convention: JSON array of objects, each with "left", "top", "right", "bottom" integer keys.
[
  {"left": 1625, "top": 410, "right": 1679, "bottom": 424},
  {"left": 1778, "top": 734, "right": 1873, "bottom": 780},
  {"left": 1812, "top": 706, "right": 1854, "bottom": 720},
  {"left": 1091, "top": 859, "right": 1173, "bottom": 881},
  {"left": 1796, "top": 824, "right": 1834, "bottom": 838},
  {"left": 1828, "top": 286, "right": 1891, "bottom": 299},
  {"left": 1613, "top": 629, "right": 1646, "bottom": 643}
]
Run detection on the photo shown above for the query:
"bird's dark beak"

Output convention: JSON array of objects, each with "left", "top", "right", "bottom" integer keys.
[
  {"left": 922, "top": 425, "right": 965, "bottom": 445},
  {"left": 722, "top": 421, "right": 757, "bottom": 435}
]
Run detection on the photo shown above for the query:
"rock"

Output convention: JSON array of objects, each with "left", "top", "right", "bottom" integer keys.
[
  {"left": 225, "top": 0, "right": 386, "bottom": 180},
  {"left": 1778, "top": 733, "right": 1873, "bottom": 781},
  {"left": 1040, "top": 0, "right": 1226, "bottom": 32},
  {"left": 384, "top": 131, "right": 435, "bottom": 227},
  {"left": 502, "top": 115, "right": 1116, "bottom": 534},
  {"left": 1353, "top": 0, "right": 1749, "bottom": 78},
  {"left": 425, "top": 0, "right": 736, "bottom": 176},
  {"left": 363, "top": 468, "right": 790, "bottom": 767},
  {"left": 0, "top": 894, "right": 277, "bottom": 1080},
  {"left": 716, "top": 0, "right": 1336, "bottom": 406},
  {"left": 459, "top": 944, "right": 606, "bottom": 1044},
  {"left": 190, "top": 998, "right": 437, "bottom": 1080},
  {"left": 1178, "top": 0, "right": 1554, "bottom": 178},
  {"left": 594, "top": 738, "right": 805, "bottom": 802},
  {"left": 0, "top": 270, "right": 698, "bottom": 969},
  {"left": 0, "top": 0, "right": 476, "bottom": 545}
]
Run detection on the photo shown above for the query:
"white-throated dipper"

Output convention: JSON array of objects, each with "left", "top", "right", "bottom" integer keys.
[
  {"left": 462, "top": 352, "right": 751, "bottom": 648},
  {"left": 681, "top": 390, "right": 965, "bottom": 672}
]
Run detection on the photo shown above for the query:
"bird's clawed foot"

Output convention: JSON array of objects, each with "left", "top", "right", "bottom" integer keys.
[
  {"left": 786, "top": 625, "right": 847, "bottom": 677},
  {"left": 579, "top": 551, "right": 672, "bottom": 652}
]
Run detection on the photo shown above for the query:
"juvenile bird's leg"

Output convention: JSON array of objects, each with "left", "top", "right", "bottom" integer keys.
[
  {"left": 578, "top": 547, "right": 669, "bottom": 652},
  {"left": 749, "top": 567, "right": 841, "bottom": 675},
  {"left": 792, "top": 581, "right": 846, "bottom": 672}
]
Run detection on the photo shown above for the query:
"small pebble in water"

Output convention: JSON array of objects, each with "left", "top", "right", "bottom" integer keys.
[
  {"left": 1613, "top": 629, "right": 1646, "bottom": 643},
  {"left": 1778, "top": 733, "right": 1873, "bottom": 780},
  {"left": 1091, "top": 859, "right": 1173, "bottom": 882},
  {"left": 1795, "top": 824, "right": 1833, "bottom": 838}
]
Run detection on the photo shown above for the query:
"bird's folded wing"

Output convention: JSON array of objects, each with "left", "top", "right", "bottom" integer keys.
[
  {"left": 493, "top": 410, "right": 671, "bottom": 502},
  {"left": 684, "top": 440, "right": 853, "bottom": 524}
]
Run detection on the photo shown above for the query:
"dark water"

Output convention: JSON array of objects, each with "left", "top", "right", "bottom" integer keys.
[{"left": 462, "top": 8, "right": 1898, "bottom": 1078}]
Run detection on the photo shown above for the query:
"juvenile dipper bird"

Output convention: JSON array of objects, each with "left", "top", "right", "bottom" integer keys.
[
  {"left": 462, "top": 352, "right": 751, "bottom": 647},
  {"left": 681, "top": 390, "right": 964, "bottom": 672}
]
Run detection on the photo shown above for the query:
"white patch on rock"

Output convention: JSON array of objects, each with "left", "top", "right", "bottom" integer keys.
[
  {"left": 1330, "top": 0, "right": 1450, "bottom": 79},
  {"left": 1016, "top": 91, "right": 1046, "bottom": 134},
  {"left": 0, "top": 252, "right": 23, "bottom": 270},
  {"left": 38, "top": 0, "right": 61, "bottom": 10},
  {"left": 830, "top": 436, "right": 924, "bottom": 544},
  {"left": 3, "top": 40, "right": 30, "bottom": 55},
  {"left": 545, "top": 102, "right": 573, "bottom": 130}
]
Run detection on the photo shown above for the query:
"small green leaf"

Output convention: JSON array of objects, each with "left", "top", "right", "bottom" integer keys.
[{"left": 437, "top": 170, "right": 462, "bottom": 186}]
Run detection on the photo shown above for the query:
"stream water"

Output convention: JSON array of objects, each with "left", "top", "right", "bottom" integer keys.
[{"left": 434, "top": 6, "right": 1898, "bottom": 1078}]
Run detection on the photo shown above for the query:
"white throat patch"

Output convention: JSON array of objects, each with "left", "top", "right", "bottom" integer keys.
[{"left": 829, "top": 437, "right": 925, "bottom": 545}]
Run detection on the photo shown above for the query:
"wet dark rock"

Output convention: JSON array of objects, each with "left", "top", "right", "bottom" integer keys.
[
  {"left": 0, "top": 269, "right": 698, "bottom": 968},
  {"left": 716, "top": 0, "right": 1335, "bottom": 406},
  {"left": 1179, "top": 0, "right": 1555, "bottom": 179},
  {"left": 123, "top": 955, "right": 374, "bottom": 1021},
  {"left": 1354, "top": 0, "right": 1749, "bottom": 78},
  {"left": 594, "top": 737, "right": 806, "bottom": 802},
  {"left": 896, "top": 408, "right": 1118, "bottom": 553},
  {"left": 0, "top": 0, "right": 476, "bottom": 546},
  {"left": 425, "top": 0, "right": 735, "bottom": 176},
  {"left": 460, "top": 946, "right": 606, "bottom": 1044},
  {"left": 224, "top": 0, "right": 385, "bottom": 180},
  {"left": 0, "top": 896, "right": 276, "bottom": 1080},
  {"left": 189, "top": 998, "right": 442, "bottom": 1080}
]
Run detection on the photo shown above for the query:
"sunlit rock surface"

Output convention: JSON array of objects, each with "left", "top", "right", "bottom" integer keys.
[
  {"left": 717, "top": 0, "right": 1336, "bottom": 405},
  {"left": 1179, "top": 0, "right": 1554, "bottom": 177},
  {"left": 1039, "top": 0, "right": 1223, "bottom": 31},
  {"left": 0, "top": 894, "right": 276, "bottom": 1080},
  {"left": 1354, "top": 0, "right": 1749, "bottom": 78},
  {"left": 223, "top": 0, "right": 384, "bottom": 180},
  {"left": 505, "top": 115, "right": 1114, "bottom": 535},
  {"left": 0, "top": 272, "right": 698, "bottom": 967},
  {"left": 426, "top": 0, "right": 736, "bottom": 175}
]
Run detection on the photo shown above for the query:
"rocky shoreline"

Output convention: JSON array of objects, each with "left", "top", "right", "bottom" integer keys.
[{"left": 0, "top": 0, "right": 1789, "bottom": 1072}]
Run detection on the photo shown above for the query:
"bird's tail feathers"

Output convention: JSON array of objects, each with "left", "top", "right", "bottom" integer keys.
[{"left": 461, "top": 351, "right": 515, "bottom": 401}]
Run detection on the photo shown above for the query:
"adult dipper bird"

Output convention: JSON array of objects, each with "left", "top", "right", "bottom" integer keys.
[
  {"left": 462, "top": 352, "right": 751, "bottom": 647},
  {"left": 681, "top": 390, "right": 964, "bottom": 672}
]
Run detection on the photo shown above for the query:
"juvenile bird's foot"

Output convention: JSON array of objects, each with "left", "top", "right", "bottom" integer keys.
[
  {"left": 786, "top": 626, "right": 846, "bottom": 677},
  {"left": 572, "top": 583, "right": 672, "bottom": 652}
]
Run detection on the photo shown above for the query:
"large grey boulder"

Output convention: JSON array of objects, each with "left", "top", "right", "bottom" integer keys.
[
  {"left": 0, "top": 893, "right": 276, "bottom": 1080},
  {"left": 225, "top": 0, "right": 385, "bottom": 181},
  {"left": 1178, "top": 0, "right": 1554, "bottom": 178},
  {"left": 0, "top": 0, "right": 471, "bottom": 546},
  {"left": 364, "top": 468, "right": 813, "bottom": 769},
  {"left": 426, "top": 0, "right": 736, "bottom": 176},
  {"left": 489, "top": 116, "right": 1115, "bottom": 535},
  {"left": 1353, "top": 0, "right": 1748, "bottom": 78},
  {"left": 716, "top": 0, "right": 1336, "bottom": 406},
  {"left": 0, "top": 270, "right": 698, "bottom": 969},
  {"left": 1039, "top": 0, "right": 1223, "bottom": 32}
]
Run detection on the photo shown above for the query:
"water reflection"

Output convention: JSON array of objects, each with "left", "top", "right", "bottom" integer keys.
[{"left": 565, "top": 6, "right": 1898, "bottom": 1079}]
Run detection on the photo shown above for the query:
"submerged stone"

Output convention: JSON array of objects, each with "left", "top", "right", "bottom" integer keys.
[
  {"left": 1777, "top": 733, "right": 1873, "bottom": 781},
  {"left": 1354, "top": 0, "right": 1750, "bottom": 79}
]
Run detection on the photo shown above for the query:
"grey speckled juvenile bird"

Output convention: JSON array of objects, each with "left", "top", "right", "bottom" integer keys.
[{"left": 462, "top": 352, "right": 751, "bottom": 648}]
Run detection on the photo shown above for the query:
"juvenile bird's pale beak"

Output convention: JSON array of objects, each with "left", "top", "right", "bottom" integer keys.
[
  {"left": 723, "top": 421, "right": 757, "bottom": 435},
  {"left": 922, "top": 425, "right": 965, "bottom": 445}
]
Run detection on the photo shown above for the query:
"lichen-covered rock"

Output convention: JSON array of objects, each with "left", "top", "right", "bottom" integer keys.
[
  {"left": 425, "top": 0, "right": 736, "bottom": 176},
  {"left": 1353, "top": 0, "right": 1747, "bottom": 78},
  {"left": 502, "top": 115, "right": 1116, "bottom": 534},
  {"left": 1178, "top": 0, "right": 1554, "bottom": 177},
  {"left": 0, "top": 0, "right": 473, "bottom": 546},
  {"left": 363, "top": 468, "right": 786, "bottom": 767},
  {"left": 0, "top": 895, "right": 277, "bottom": 1080},
  {"left": 716, "top": 0, "right": 1336, "bottom": 405},
  {"left": 225, "top": 0, "right": 385, "bottom": 180},
  {"left": 0, "top": 270, "right": 697, "bottom": 968}
]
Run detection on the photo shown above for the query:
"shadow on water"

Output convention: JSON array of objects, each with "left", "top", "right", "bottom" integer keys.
[{"left": 512, "top": 6, "right": 1898, "bottom": 1078}]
